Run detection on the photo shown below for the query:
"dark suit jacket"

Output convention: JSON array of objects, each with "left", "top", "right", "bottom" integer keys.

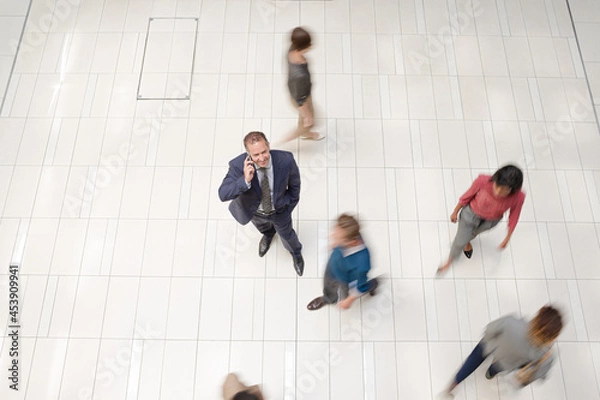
[{"left": 218, "top": 150, "right": 301, "bottom": 225}]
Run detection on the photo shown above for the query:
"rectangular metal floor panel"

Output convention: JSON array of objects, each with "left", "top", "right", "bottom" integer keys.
[{"left": 137, "top": 17, "right": 198, "bottom": 101}]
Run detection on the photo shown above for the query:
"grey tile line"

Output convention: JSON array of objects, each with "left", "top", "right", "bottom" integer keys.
[
  {"left": 56, "top": 221, "right": 107, "bottom": 397},
  {"left": 2, "top": 113, "right": 595, "bottom": 122},
  {"left": 359, "top": 4, "right": 383, "bottom": 399},
  {"left": 4, "top": 164, "right": 600, "bottom": 174},
  {"left": 553, "top": 344, "right": 572, "bottom": 399},
  {"left": 17, "top": 3, "right": 84, "bottom": 394},
  {"left": 562, "top": 0, "right": 600, "bottom": 134},
  {"left": 81, "top": 0, "right": 138, "bottom": 394},
  {"left": 224, "top": 0, "right": 254, "bottom": 393},
  {"left": 200, "top": 2, "right": 238, "bottom": 384},
  {"left": 0, "top": 217, "right": 598, "bottom": 228},
  {"left": 10, "top": 336, "right": 600, "bottom": 345},
  {"left": 544, "top": 0, "right": 562, "bottom": 37},
  {"left": 17, "top": 70, "right": 597, "bottom": 80},
  {"left": 135, "top": 18, "right": 153, "bottom": 100},
  {"left": 404, "top": 58, "right": 436, "bottom": 391},
  {"left": 322, "top": 9, "right": 333, "bottom": 400},
  {"left": 8, "top": 273, "right": 600, "bottom": 281},
  {"left": 4, "top": 217, "right": 599, "bottom": 226},
  {"left": 589, "top": 342, "right": 600, "bottom": 399},
  {"left": 148, "top": 18, "right": 177, "bottom": 400},
  {"left": 12, "top": 29, "right": 580, "bottom": 37},
  {"left": 124, "top": 164, "right": 173, "bottom": 398},
  {"left": 0, "top": 0, "right": 33, "bottom": 116}
]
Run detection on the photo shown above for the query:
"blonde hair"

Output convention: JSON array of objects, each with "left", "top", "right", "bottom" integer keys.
[{"left": 337, "top": 214, "right": 360, "bottom": 241}]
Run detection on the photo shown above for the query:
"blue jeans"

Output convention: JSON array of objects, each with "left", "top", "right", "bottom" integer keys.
[{"left": 455, "top": 341, "right": 502, "bottom": 384}]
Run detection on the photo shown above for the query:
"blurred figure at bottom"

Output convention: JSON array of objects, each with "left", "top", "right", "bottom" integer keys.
[
  {"left": 222, "top": 373, "right": 264, "bottom": 400},
  {"left": 444, "top": 305, "right": 563, "bottom": 397}
]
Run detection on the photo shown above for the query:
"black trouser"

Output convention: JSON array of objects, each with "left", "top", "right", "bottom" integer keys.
[{"left": 251, "top": 209, "right": 302, "bottom": 257}]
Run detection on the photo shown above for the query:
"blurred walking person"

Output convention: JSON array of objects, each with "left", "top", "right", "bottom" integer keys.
[
  {"left": 444, "top": 305, "right": 563, "bottom": 396},
  {"left": 306, "top": 214, "right": 378, "bottom": 311},
  {"left": 280, "top": 27, "right": 324, "bottom": 143}
]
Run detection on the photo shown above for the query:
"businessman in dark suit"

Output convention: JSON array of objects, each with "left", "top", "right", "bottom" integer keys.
[{"left": 218, "top": 131, "right": 304, "bottom": 276}]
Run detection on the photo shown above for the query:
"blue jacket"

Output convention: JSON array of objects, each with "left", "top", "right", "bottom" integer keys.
[
  {"left": 327, "top": 245, "right": 371, "bottom": 294},
  {"left": 218, "top": 150, "right": 301, "bottom": 225}
]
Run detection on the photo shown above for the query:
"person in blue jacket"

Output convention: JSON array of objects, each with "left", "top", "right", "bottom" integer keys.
[{"left": 307, "top": 214, "right": 378, "bottom": 311}]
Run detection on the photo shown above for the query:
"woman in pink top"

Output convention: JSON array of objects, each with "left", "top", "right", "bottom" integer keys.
[{"left": 437, "top": 165, "right": 525, "bottom": 275}]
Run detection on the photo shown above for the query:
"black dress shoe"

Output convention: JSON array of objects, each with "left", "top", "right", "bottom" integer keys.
[
  {"left": 259, "top": 235, "right": 273, "bottom": 257},
  {"left": 463, "top": 248, "right": 473, "bottom": 259},
  {"left": 293, "top": 254, "right": 304, "bottom": 276},
  {"left": 307, "top": 296, "right": 327, "bottom": 311},
  {"left": 368, "top": 278, "right": 379, "bottom": 296}
]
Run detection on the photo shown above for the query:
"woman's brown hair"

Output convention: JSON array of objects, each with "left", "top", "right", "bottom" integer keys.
[
  {"left": 530, "top": 305, "right": 563, "bottom": 344},
  {"left": 291, "top": 27, "right": 311, "bottom": 51}
]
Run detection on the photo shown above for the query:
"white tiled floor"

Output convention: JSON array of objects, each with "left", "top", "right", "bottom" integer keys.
[
  {"left": 0, "top": 0, "right": 30, "bottom": 108},
  {"left": 1, "top": 0, "right": 600, "bottom": 399}
]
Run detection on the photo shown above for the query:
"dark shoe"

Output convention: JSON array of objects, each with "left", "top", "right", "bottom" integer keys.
[
  {"left": 463, "top": 248, "right": 473, "bottom": 259},
  {"left": 368, "top": 278, "right": 379, "bottom": 296},
  {"left": 307, "top": 296, "right": 327, "bottom": 311},
  {"left": 258, "top": 235, "right": 273, "bottom": 257},
  {"left": 293, "top": 254, "right": 304, "bottom": 276}
]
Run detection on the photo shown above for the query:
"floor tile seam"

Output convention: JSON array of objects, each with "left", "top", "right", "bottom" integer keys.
[
  {"left": 11, "top": 336, "right": 600, "bottom": 343},
  {"left": 9, "top": 0, "right": 74, "bottom": 391},
  {"left": 7, "top": 164, "right": 600, "bottom": 169},
  {"left": 562, "top": 0, "right": 600, "bottom": 134},
  {"left": 78, "top": 2, "right": 137, "bottom": 396},
  {"left": 0, "top": 0, "right": 33, "bottom": 115},
  {"left": 8, "top": 274, "right": 600, "bottom": 280}
]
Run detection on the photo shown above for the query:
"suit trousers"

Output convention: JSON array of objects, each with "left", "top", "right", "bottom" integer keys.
[
  {"left": 449, "top": 205, "right": 500, "bottom": 261},
  {"left": 323, "top": 268, "right": 349, "bottom": 304},
  {"left": 251, "top": 209, "right": 302, "bottom": 257}
]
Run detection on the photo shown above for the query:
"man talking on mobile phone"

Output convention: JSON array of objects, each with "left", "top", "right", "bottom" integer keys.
[{"left": 218, "top": 131, "right": 304, "bottom": 276}]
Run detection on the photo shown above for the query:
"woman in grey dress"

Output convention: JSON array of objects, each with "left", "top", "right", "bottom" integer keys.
[{"left": 282, "top": 27, "right": 324, "bottom": 142}]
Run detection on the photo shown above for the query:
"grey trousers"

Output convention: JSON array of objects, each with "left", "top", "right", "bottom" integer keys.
[
  {"left": 323, "top": 268, "right": 349, "bottom": 304},
  {"left": 449, "top": 205, "right": 500, "bottom": 261}
]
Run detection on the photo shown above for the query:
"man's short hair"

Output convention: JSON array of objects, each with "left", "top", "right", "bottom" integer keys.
[
  {"left": 243, "top": 131, "right": 269, "bottom": 150},
  {"left": 337, "top": 213, "right": 361, "bottom": 241}
]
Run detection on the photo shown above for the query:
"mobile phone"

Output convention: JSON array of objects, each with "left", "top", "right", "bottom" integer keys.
[{"left": 246, "top": 154, "right": 255, "bottom": 170}]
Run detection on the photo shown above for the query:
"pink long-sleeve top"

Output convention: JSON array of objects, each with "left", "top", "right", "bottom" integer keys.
[{"left": 458, "top": 174, "right": 526, "bottom": 233}]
